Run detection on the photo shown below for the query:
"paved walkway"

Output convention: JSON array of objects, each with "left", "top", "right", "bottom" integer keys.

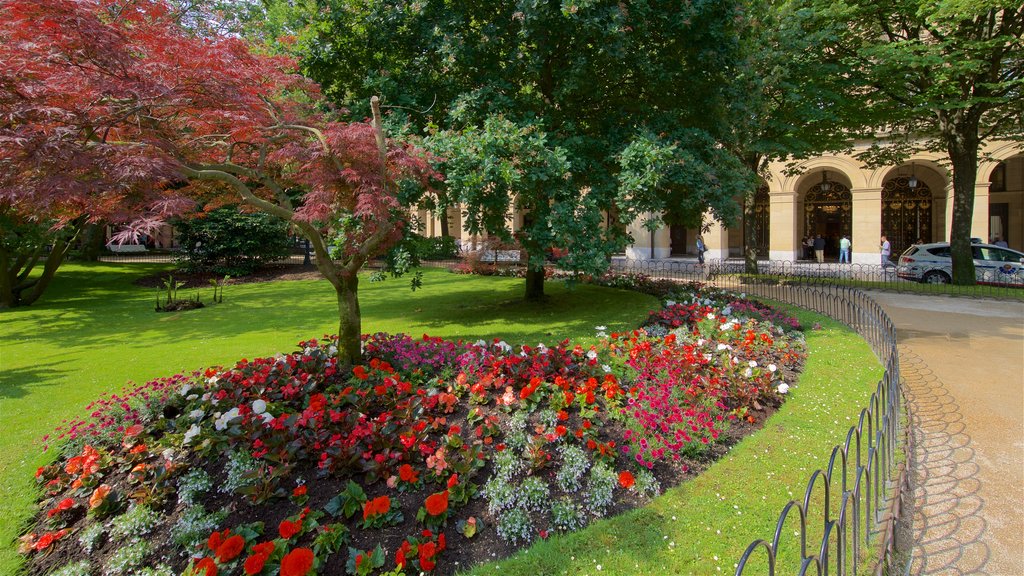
[{"left": 867, "top": 293, "right": 1024, "bottom": 575}]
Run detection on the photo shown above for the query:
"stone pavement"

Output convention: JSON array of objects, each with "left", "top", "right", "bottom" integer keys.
[{"left": 867, "top": 293, "right": 1024, "bottom": 576}]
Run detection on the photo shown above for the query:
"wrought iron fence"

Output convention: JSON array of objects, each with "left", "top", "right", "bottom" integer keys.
[{"left": 607, "top": 258, "right": 911, "bottom": 576}]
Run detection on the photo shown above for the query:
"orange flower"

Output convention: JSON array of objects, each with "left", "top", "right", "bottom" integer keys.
[
  {"left": 362, "top": 495, "right": 391, "bottom": 520},
  {"left": 398, "top": 464, "right": 419, "bottom": 483},
  {"left": 194, "top": 557, "right": 218, "bottom": 576},
  {"left": 618, "top": 471, "right": 635, "bottom": 489},
  {"left": 88, "top": 484, "right": 111, "bottom": 509},
  {"left": 216, "top": 534, "right": 245, "bottom": 563},
  {"left": 208, "top": 529, "right": 230, "bottom": 552},
  {"left": 251, "top": 541, "right": 276, "bottom": 557},
  {"left": 424, "top": 491, "right": 449, "bottom": 516},
  {"left": 280, "top": 548, "right": 315, "bottom": 576}
]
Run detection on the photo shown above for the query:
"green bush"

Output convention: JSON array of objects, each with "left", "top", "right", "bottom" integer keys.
[
  {"left": 174, "top": 208, "right": 292, "bottom": 275},
  {"left": 411, "top": 234, "right": 459, "bottom": 260}
]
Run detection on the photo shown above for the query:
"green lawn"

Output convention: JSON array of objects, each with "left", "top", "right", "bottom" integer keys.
[
  {"left": 463, "top": 305, "right": 883, "bottom": 575},
  {"left": 0, "top": 263, "right": 658, "bottom": 575}
]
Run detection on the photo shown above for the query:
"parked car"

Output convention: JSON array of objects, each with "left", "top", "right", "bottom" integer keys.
[{"left": 897, "top": 241, "right": 1024, "bottom": 286}]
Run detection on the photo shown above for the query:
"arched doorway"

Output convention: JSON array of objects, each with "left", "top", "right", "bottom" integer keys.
[
  {"left": 744, "top": 185, "right": 770, "bottom": 258},
  {"left": 882, "top": 175, "right": 932, "bottom": 258},
  {"left": 804, "top": 176, "right": 852, "bottom": 258}
]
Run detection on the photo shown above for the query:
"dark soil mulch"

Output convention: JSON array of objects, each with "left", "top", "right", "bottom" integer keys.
[{"left": 134, "top": 263, "right": 328, "bottom": 289}]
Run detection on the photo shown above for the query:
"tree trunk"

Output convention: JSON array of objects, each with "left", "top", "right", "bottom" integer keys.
[
  {"left": 525, "top": 265, "right": 545, "bottom": 301},
  {"left": 946, "top": 130, "right": 980, "bottom": 286},
  {"left": 79, "top": 223, "right": 107, "bottom": 262},
  {"left": 335, "top": 272, "right": 362, "bottom": 365},
  {"left": 439, "top": 207, "right": 450, "bottom": 238},
  {"left": 742, "top": 193, "right": 760, "bottom": 274},
  {"left": 7, "top": 235, "right": 72, "bottom": 307}
]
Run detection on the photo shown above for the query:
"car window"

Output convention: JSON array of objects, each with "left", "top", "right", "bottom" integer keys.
[
  {"left": 992, "top": 248, "right": 1023, "bottom": 263},
  {"left": 974, "top": 247, "right": 1013, "bottom": 262},
  {"left": 927, "top": 246, "right": 951, "bottom": 257}
]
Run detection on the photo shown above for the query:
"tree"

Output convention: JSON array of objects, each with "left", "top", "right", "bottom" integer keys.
[
  {"left": 301, "top": 0, "right": 751, "bottom": 283},
  {"left": 725, "top": 0, "right": 852, "bottom": 272},
  {"left": 0, "top": 208, "right": 80, "bottom": 307},
  {"left": 0, "top": 0, "right": 434, "bottom": 362},
  {"left": 794, "top": 0, "right": 1024, "bottom": 284},
  {"left": 427, "top": 116, "right": 613, "bottom": 299}
]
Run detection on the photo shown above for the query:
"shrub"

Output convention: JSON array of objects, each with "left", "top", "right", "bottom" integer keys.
[
  {"left": 411, "top": 234, "right": 459, "bottom": 260},
  {"left": 174, "top": 208, "right": 292, "bottom": 276}
]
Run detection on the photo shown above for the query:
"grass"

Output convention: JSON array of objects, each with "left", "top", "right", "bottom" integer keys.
[
  {"left": 0, "top": 262, "right": 658, "bottom": 576},
  {"left": 462, "top": 304, "right": 884, "bottom": 575}
]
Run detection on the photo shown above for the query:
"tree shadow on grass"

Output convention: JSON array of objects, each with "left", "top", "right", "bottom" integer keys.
[{"left": 0, "top": 362, "right": 70, "bottom": 400}]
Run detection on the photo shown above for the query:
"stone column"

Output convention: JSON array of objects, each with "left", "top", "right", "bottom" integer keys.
[
  {"left": 943, "top": 184, "right": 955, "bottom": 242},
  {"left": 972, "top": 182, "right": 991, "bottom": 241},
  {"left": 768, "top": 191, "right": 799, "bottom": 261},
  {"left": 703, "top": 217, "right": 730, "bottom": 261},
  {"left": 625, "top": 216, "right": 670, "bottom": 260},
  {"left": 851, "top": 187, "right": 882, "bottom": 264}
]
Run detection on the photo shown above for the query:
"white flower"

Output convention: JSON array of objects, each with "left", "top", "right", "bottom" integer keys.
[
  {"left": 252, "top": 399, "right": 267, "bottom": 414},
  {"left": 179, "top": 384, "right": 192, "bottom": 396},
  {"left": 744, "top": 367, "right": 753, "bottom": 378},
  {"left": 189, "top": 409, "right": 205, "bottom": 420},
  {"left": 496, "top": 340, "right": 512, "bottom": 353},
  {"left": 722, "top": 306, "right": 732, "bottom": 316},
  {"left": 665, "top": 300, "right": 676, "bottom": 307},
  {"left": 706, "top": 312, "right": 716, "bottom": 319},
  {"left": 697, "top": 338, "right": 705, "bottom": 346},
  {"left": 474, "top": 339, "right": 487, "bottom": 347},
  {"left": 537, "top": 343, "right": 548, "bottom": 353},
  {"left": 777, "top": 382, "right": 790, "bottom": 394},
  {"left": 768, "top": 363, "right": 777, "bottom": 373},
  {"left": 717, "top": 343, "right": 729, "bottom": 351},
  {"left": 748, "top": 360, "right": 758, "bottom": 368},
  {"left": 327, "top": 345, "right": 338, "bottom": 356},
  {"left": 183, "top": 424, "right": 201, "bottom": 445},
  {"left": 601, "top": 364, "right": 612, "bottom": 373},
  {"left": 214, "top": 407, "right": 240, "bottom": 431},
  {"left": 206, "top": 376, "right": 219, "bottom": 385},
  {"left": 586, "top": 350, "right": 598, "bottom": 360},
  {"left": 260, "top": 412, "right": 274, "bottom": 424},
  {"left": 595, "top": 325, "right": 607, "bottom": 331}
]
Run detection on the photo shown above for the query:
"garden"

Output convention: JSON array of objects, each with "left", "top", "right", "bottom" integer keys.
[{"left": 1, "top": 264, "right": 882, "bottom": 576}]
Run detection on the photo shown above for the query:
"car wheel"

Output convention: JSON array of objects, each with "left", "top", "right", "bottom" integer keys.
[{"left": 922, "top": 271, "right": 951, "bottom": 284}]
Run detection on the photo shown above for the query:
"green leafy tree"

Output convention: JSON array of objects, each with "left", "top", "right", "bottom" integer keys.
[
  {"left": 301, "top": 0, "right": 751, "bottom": 267},
  {"left": 174, "top": 208, "right": 293, "bottom": 276},
  {"left": 794, "top": 0, "right": 1024, "bottom": 284},
  {"left": 427, "top": 116, "right": 613, "bottom": 299},
  {"left": 726, "top": 0, "right": 851, "bottom": 272}
]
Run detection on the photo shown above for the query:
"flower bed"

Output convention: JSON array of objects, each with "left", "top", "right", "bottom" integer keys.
[{"left": 23, "top": 283, "right": 804, "bottom": 576}]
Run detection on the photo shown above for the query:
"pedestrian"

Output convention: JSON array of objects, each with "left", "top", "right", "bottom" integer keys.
[
  {"left": 696, "top": 235, "right": 706, "bottom": 265},
  {"left": 880, "top": 235, "right": 892, "bottom": 268},
  {"left": 813, "top": 235, "right": 825, "bottom": 263},
  {"left": 993, "top": 235, "right": 1008, "bottom": 248},
  {"left": 839, "top": 235, "right": 851, "bottom": 264},
  {"left": 804, "top": 236, "right": 814, "bottom": 260}
]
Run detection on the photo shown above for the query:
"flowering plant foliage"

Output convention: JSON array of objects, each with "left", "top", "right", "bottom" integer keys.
[{"left": 24, "top": 282, "right": 804, "bottom": 576}]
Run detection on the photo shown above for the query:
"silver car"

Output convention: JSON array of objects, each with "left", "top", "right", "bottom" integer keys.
[{"left": 897, "top": 241, "right": 1024, "bottom": 286}]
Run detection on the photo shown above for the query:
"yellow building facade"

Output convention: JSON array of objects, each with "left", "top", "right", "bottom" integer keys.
[{"left": 625, "top": 140, "right": 1024, "bottom": 263}]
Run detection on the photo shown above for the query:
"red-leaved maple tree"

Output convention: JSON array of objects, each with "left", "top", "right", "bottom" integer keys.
[{"left": 0, "top": 0, "right": 435, "bottom": 363}]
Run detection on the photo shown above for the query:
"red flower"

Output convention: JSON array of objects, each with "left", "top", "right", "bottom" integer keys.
[
  {"left": 31, "top": 529, "right": 67, "bottom": 552},
  {"left": 244, "top": 553, "right": 268, "bottom": 575},
  {"left": 398, "top": 464, "right": 419, "bottom": 483},
  {"left": 194, "top": 557, "right": 218, "bottom": 576},
  {"left": 447, "top": 473, "right": 459, "bottom": 488},
  {"left": 280, "top": 548, "right": 315, "bottom": 576},
  {"left": 278, "top": 519, "right": 302, "bottom": 539},
  {"left": 124, "top": 424, "right": 144, "bottom": 437},
  {"left": 251, "top": 541, "right": 276, "bottom": 557},
  {"left": 419, "top": 540, "right": 437, "bottom": 561},
  {"left": 362, "top": 495, "right": 391, "bottom": 520},
  {"left": 353, "top": 366, "right": 369, "bottom": 380},
  {"left": 216, "top": 534, "right": 246, "bottom": 563},
  {"left": 424, "top": 491, "right": 449, "bottom": 516},
  {"left": 292, "top": 485, "right": 307, "bottom": 497},
  {"left": 555, "top": 425, "right": 568, "bottom": 437},
  {"left": 618, "top": 471, "right": 635, "bottom": 489},
  {"left": 208, "top": 529, "right": 230, "bottom": 552}
]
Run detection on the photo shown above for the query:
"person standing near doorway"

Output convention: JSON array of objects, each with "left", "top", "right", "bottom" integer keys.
[
  {"left": 813, "top": 235, "right": 825, "bottom": 263},
  {"left": 839, "top": 235, "right": 851, "bottom": 264},
  {"left": 696, "top": 235, "right": 706, "bottom": 265},
  {"left": 880, "top": 235, "right": 892, "bottom": 268}
]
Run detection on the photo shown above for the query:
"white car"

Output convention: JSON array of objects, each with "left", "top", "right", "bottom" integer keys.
[{"left": 897, "top": 241, "right": 1024, "bottom": 286}]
